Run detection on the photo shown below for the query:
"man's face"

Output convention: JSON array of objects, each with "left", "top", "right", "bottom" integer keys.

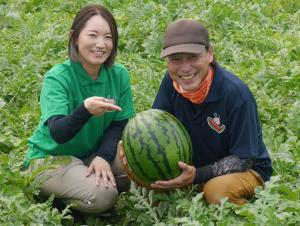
[{"left": 166, "top": 48, "right": 213, "bottom": 92}]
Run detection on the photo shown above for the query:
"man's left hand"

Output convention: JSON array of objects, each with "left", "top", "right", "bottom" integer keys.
[{"left": 150, "top": 161, "right": 196, "bottom": 190}]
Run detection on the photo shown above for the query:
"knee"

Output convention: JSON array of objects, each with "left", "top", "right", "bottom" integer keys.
[
  {"left": 71, "top": 186, "right": 118, "bottom": 214},
  {"left": 203, "top": 176, "right": 233, "bottom": 204},
  {"left": 92, "top": 186, "right": 119, "bottom": 212}
]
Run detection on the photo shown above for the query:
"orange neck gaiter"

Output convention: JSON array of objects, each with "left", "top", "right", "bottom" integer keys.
[{"left": 173, "top": 66, "right": 214, "bottom": 104}]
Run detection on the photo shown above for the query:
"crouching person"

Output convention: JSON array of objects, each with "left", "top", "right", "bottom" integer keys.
[
  {"left": 119, "top": 19, "right": 272, "bottom": 206},
  {"left": 21, "top": 4, "right": 134, "bottom": 214},
  {"left": 150, "top": 19, "right": 272, "bottom": 205}
]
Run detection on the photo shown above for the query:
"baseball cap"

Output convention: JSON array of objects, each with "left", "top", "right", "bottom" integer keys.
[{"left": 160, "top": 19, "right": 209, "bottom": 58}]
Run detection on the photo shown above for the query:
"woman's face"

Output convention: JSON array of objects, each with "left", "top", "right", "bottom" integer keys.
[{"left": 77, "top": 15, "right": 113, "bottom": 70}]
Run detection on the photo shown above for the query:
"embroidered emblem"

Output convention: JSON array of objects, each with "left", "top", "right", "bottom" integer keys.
[
  {"left": 207, "top": 113, "right": 225, "bottom": 133},
  {"left": 106, "top": 95, "right": 118, "bottom": 112},
  {"left": 106, "top": 95, "right": 117, "bottom": 105}
]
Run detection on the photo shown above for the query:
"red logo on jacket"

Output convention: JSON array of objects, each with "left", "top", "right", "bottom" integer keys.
[{"left": 207, "top": 113, "right": 225, "bottom": 133}]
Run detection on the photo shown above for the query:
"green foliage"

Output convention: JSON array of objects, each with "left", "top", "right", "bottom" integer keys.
[
  {"left": 0, "top": 0, "right": 299, "bottom": 225},
  {"left": 0, "top": 151, "right": 72, "bottom": 225}
]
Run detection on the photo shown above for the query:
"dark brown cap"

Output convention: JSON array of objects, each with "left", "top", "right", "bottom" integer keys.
[{"left": 160, "top": 19, "right": 209, "bottom": 58}]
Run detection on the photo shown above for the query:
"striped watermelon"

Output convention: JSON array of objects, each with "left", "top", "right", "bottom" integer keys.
[{"left": 122, "top": 109, "right": 192, "bottom": 186}]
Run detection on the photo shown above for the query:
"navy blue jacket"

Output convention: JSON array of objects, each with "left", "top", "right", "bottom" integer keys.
[{"left": 152, "top": 63, "right": 272, "bottom": 182}]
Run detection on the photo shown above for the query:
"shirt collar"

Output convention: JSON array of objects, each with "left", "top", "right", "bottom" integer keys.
[
  {"left": 204, "top": 63, "right": 224, "bottom": 103},
  {"left": 71, "top": 60, "right": 105, "bottom": 86}
]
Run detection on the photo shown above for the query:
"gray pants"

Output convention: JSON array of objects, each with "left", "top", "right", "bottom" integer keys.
[{"left": 35, "top": 153, "right": 130, "bottom": 214}]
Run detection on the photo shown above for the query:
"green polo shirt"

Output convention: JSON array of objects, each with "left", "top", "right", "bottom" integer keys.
[{"left": 23, "top": 60, "right": 135, "bottom": 167}]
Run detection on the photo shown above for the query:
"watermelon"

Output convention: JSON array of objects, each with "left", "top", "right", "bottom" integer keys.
[{"left": 122, "top": 109, "right": 192, "bottom": 186}]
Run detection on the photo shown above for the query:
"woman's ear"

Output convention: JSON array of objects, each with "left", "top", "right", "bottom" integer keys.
[
  {"left": 69, "top": 30, "right": 78, "bottom": 46},
  {"left": 69, "top": 30, "right": 74, "bottom": 39}
]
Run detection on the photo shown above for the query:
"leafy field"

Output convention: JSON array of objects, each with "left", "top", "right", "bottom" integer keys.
[{"left": 0, "top": 0, "right": 299, "bottom": 225}]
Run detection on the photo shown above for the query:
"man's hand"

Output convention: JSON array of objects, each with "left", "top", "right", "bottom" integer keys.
[
  {"left": 85, "top": 156, "right": 116, "bottom": 187},
  {"left": 117, "top": 140, "right": 152, "bottom": 189},
  {"left": 150, "top": 161, "right": 196, "bottom": 190}
]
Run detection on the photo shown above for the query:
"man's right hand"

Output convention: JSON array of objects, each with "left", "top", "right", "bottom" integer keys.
[{"left": 117, "top": 140, "right": 152, "bottom": 189}]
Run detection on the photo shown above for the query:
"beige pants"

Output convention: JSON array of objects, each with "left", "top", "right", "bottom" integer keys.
[
  {"left": 33, "top": 154, "right": 130, "bottom": 214},
  {"left": 201, "top": 170, "right": 264, "bottom": 205}
]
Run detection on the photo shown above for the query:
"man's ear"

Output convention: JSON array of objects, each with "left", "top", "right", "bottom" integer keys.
[{"left": 207, "top": 46, "right": 214, "bottom": 63}]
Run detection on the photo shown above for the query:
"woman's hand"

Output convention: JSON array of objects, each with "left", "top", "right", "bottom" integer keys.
[
  {"left": 85, "top": 156, "right": 116, "bottom": 187},
  {"left": 84, "top": 96, "right": 121, "bottom": 116},
  {"left": 150, "top": 161, "right": 196, "bottom": 190}
]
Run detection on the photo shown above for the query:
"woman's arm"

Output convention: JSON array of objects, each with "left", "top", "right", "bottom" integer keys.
[
  {"left": 48, "top": 97, "right": 122, "bottom": 144},
  {"left": 95, "top": 119, "right": 128, "bottom": 163},
  {"left": 47, "top": 103, "right": 92, "bottom": 144}
]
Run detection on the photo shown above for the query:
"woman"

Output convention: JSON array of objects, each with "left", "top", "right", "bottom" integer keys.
[{"left": 22, "top": 4, "right": 135, "bottom": 214}]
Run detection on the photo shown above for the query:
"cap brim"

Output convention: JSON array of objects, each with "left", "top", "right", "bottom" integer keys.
[{"left": 160, "top": 44, "right": 205, "bottom": 58}]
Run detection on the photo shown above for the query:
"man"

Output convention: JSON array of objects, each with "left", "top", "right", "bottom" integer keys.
[
  {"left": 120, "top": 19, "right": 272, "bottom": 205},
  {"left": 150, "top": 18, "right": 272, "bottom": 205}
]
